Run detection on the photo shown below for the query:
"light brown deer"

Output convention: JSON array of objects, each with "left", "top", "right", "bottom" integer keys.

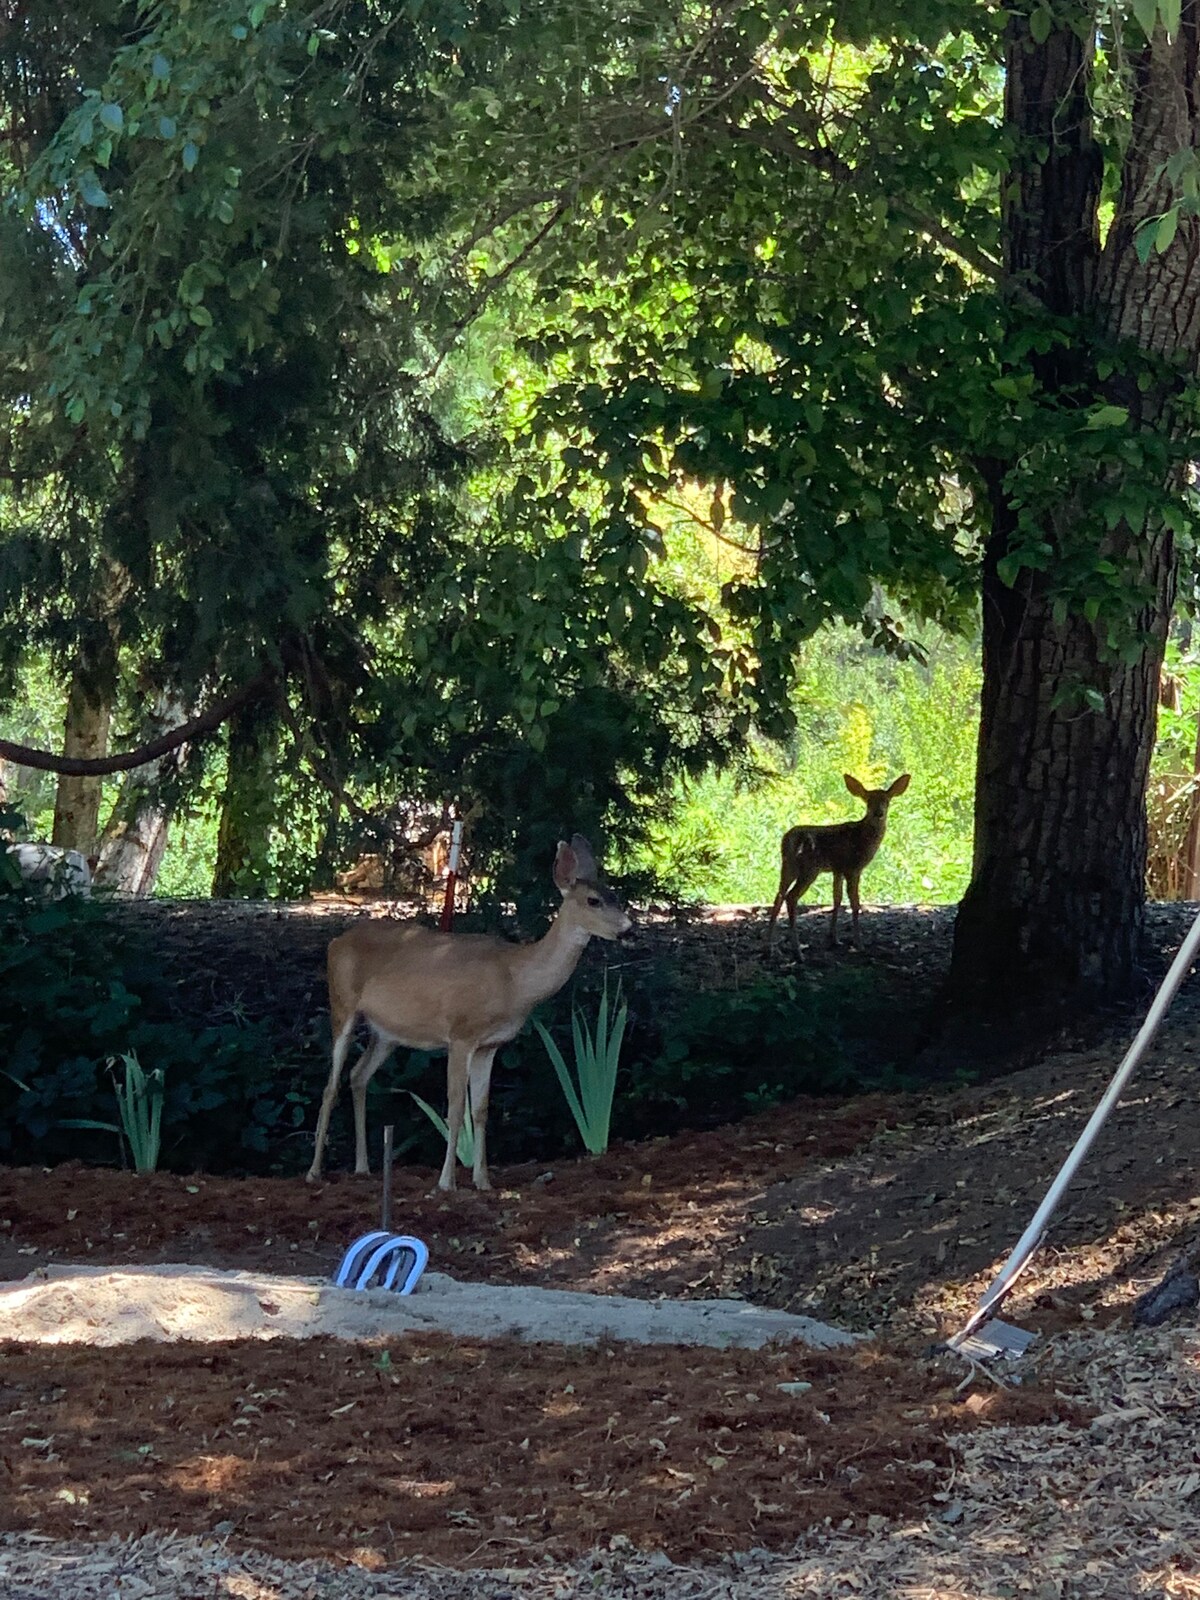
[
  {"left": 764, "top": 773, "right": 911, "bottom": 954},
  {"left": 307, "top": 835, "right": 631, "bottom": 1191}
]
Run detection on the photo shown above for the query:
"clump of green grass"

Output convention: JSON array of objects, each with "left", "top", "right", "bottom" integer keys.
[
  {"left": 409, "top": 1090, "right": 476, "bottom": 1167},
  {"left": 61, "top": 1051, "right": 165, "bottom": 1173},
  {"left": 534, "top": 973, "right": 627, "bottom": 1155}
]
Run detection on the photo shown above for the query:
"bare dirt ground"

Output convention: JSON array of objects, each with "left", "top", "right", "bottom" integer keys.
[{"left": 3, "top": 899, "right": 1200, "bottom": 1594}]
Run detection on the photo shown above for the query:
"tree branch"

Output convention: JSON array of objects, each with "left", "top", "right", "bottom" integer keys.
[
  {"left": 725, "top": 121, "right": 1006, "bottom": 284},
  {"left": 0, "top": 673, "right": 276, "bottom": 776}
]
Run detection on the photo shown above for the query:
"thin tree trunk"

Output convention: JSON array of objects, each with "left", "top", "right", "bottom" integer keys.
[
  {"left": 51, "top": 636, "right": 117, "bottom": 858},
  {"left": 211, "top": 702, "right": 278, "bottom": 899},
  {"left": 95, "top": 698, "right": 190, "bottom": 897}
]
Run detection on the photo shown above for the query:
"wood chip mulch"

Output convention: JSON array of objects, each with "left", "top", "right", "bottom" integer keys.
[
  {"left": 0, "top": 1327, "right": 1198, "bottom": 1597},
  {"left": 0, "top": 1334, "right": 1077, "bottom": 1567}
]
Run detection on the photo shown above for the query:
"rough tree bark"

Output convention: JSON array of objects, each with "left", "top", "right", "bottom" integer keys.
[
  {"left": 949, "top": 8, "right": 1197, "bottom": 1015},
  {"left": 50, "top": 630, "right": 117, "bottom": 858}
]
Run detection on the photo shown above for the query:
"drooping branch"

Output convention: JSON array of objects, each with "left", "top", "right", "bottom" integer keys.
[
  {"left": 0, "top": 673, "right": 276, "bottom": 776},
  {"left": 725, "top": 121, "right": 1007, "bottom": 285}
]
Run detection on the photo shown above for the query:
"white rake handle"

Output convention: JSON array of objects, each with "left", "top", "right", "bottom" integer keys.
[{"left": 954, "top": 906, "right": 1200, "bottom": 1344}]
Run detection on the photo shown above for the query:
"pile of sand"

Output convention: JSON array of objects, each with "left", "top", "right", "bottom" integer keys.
[{"left": 0, "top": 1261, "right": 858, "bottom": 1349}]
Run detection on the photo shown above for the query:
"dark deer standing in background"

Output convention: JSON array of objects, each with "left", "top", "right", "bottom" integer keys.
[{"left": 765, "top": 773, "right": 911, "bottom": 954}]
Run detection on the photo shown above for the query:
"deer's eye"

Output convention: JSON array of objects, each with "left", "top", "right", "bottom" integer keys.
[{"left": 587, "top": 894, "right": 602, "bottom": 907}]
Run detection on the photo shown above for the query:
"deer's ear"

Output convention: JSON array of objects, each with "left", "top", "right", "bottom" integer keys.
[
  {"left": 888, "top": 773, "right": 912, "bottom": 797},
  {"left": 569, "top": 834, "right": 598, "bottom": 880},
  {"left": 844, "top": 774, "right": 868, "bottom": 800},
  {"left": 553, "top": 840, "right": 578, "bottom": 891}
]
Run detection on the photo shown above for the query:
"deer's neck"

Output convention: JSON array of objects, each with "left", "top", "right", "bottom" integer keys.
[{"left": 511, "top": 910, "right": 591, "bottom": 1009}]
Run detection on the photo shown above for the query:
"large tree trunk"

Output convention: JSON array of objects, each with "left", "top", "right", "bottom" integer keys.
[
  {"left": 94, "top": 698, "right": 190, "bottom": 897},
  {"left": 948, "top": 9, "right": 1195, "bottom": 1016},
  {"left": 51, "top": 635, "right": 117, "bottom": 858},
  {"left": 951, "top": 520, "right": 1173, "bottom": 1006},
  {"left": 211, "top": 702, "right": 278, "bottom": 899}
]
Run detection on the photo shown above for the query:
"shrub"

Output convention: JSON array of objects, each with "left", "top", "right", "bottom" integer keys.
[{"left": 0, "top": 888, "right": 301, "bottom": 1169}]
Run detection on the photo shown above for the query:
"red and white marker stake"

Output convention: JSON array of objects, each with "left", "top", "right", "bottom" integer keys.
[{"left": 438, "top": 818, "right": 464, "bottom": 932}]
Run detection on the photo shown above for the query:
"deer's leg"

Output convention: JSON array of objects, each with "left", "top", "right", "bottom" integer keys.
[
  {"left": 847, "top": 872, "right": 863, "bottom": 946},
  {"left": 785, "top": 886, "right": 801, "bottom": 955},
  {"left": 438, "top": 1042, "right": 473, "bottom": 1192},
  {"left": 785, "top": 861, "right": 821, "bottom": 956},
  {"left": 348, "top": 1028, "right": 396, "bottom": 1176},
  {"left": 765, "top": 888, "right": 788, "bottom": 947},
  {"left": 765, "top": 866, "right": 795, "bottom": 948},
  {"left": 308, "top": 1013, "right": 356, "bottom": 1182},
  {"left": 468, "top": 1047, "right": 499, "bottom": 1192},
  {"left": 829, "top": 873, "right": 844, "bottom": 946}
]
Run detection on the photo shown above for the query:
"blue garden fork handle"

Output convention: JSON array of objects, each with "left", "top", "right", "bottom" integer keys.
[{"left": 334, "top": 1231, "right": 430, "bottom": 1294}]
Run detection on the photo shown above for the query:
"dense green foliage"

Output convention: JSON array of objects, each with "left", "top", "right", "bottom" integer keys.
[
  {"left": 0, "top": 892, "right": 300, "bottom": 1167},
  {"left": 630, "top": 626, "right": 979, "bottom": 905},
  {"left": 5, "top": 623, "right": 980, "bottom": 903},
  {"left": 4, "top": 0, "right": 1200, "bottom": 1044},
  {"left": 0, "top": 881, "right": 901, "bottom": 1173},
  {"left": 1, "top": 0, "right": 741, "bottom": 908}
]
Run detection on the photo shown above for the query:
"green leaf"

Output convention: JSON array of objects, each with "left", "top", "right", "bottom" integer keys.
[
  {"left": 1131, "top": 0, "right": 1158, "bottom": 36},
  {"left": 158, "top": 116, "right": 176, "bottom": 139},
  {"left": 1085, "top": 405, "right": 1129, "bottom": 430},
  {"left": 1135, "top": 218, "right": 1159, "bottom": 264},
  {"left": 182, "top": 141, "right": 199, "bottom": 171},
  {"left": 409, "top": 1092, "right": 474, "bottom": 1166},
  {"left": 151, "top": 53, "right": 171, "bottom": 80},
  {"left": 98, "top": 102, "right": 124, "bottom": 133},
  {"left": 535, "top": 975, "right": 626, "bottom": 1156},
  {"left": 1029, "top": 8, "right": 1052, "bottom": 43},
  {"left": 1155, "top": 206, "right": 1180, "bottom": 254},
  {"left": 78, "top": 174, "right": 110, "bottom": 207},
  {"left": 1161, "top": 0, "right": 1182, "bottom": 35}
]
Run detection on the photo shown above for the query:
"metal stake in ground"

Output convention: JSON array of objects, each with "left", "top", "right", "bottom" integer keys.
[
  {"left": 381, "top": 1124, "right": 394, "bottom": 1233},
  {"left": 950, "top": 906, "right": 1200, "bottom": 1359}
]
